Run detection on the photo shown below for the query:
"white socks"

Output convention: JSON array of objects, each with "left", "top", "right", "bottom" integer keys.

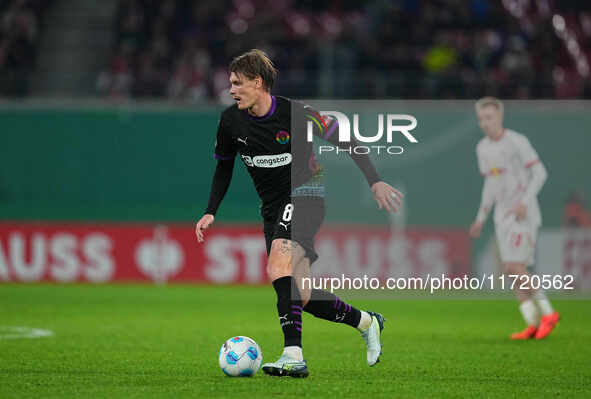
[
  {"left": 533, "top": 290, "right": 554, "bottom": 315},
  {"left": 519, "top": 299, "right": 539, "bottom": 326},
  {"left": 357, "top": 311, "right": 372, "bottom": 332},
  {"left": 283, "top": 346, "right": 303, "bottom": 361}
]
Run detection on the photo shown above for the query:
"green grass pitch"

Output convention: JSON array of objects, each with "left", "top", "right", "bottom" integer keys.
[{"left": 1, "top": 284, "right": 590, "bottom": 398}]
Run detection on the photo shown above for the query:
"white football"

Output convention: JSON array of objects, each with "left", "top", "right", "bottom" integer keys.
[{"left": 218, "top": 336, "right": 263, "bottom": 377}]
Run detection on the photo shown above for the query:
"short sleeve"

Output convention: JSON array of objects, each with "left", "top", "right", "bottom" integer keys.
[
  {"left": 213, "top": 115, "right": 236, "bottom": 160},
  {"left": 516, "top": 135, "right": 540, "bottom": 168}
]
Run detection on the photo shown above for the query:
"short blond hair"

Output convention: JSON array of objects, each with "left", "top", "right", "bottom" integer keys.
[{"left": 475, "top": 97, "right": 504, "bottom": 113}]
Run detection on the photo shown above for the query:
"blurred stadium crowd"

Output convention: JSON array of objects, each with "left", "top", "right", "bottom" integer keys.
[
  {"left": 2, "top": 0, "right": 591, "bottom": 100},
  {"left": 0, "top": 0, "right": 52, "bottom": 96}
]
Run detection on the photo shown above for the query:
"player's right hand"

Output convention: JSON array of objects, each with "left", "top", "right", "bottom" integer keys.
[
  {"left": 371, "top": 181, "right": 404, "bottom": 213},
  {"left": 195, "top": 214, "right": 215, "bottom": 243},
  {"left": 469, "top": 220, "right": 483, "bottom": 238}
]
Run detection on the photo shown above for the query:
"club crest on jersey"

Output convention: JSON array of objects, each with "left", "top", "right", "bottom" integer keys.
[
  {"left": 275, "top": 131, "right": 290, "bottom": 144},
  {"left": 487, "top": 167, "right": 506, "bottom": 176}
]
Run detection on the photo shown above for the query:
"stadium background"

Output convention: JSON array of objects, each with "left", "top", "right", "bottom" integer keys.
[
  {"left": 2, "top": 1, "right": 591, "bottom": 397},
  {"left": 1, "top": 0, "right": 590, "bottom": 286}
]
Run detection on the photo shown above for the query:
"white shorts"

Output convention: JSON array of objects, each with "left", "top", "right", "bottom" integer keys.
[{"left": 495, "top": 220, "right": 538, "bottom": 266}]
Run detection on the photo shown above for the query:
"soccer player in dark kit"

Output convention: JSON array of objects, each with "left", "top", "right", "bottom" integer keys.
[{"left": 195, "top": 49, "right": 403, "bottom": 378}]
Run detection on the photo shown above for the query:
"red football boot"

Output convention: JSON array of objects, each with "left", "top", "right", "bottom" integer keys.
[
  {"left": 534, "top": 311, "right": 560, "bottom": 339},
  {"left": 510, "top": 325, "right": 538, "bottom": 340}
]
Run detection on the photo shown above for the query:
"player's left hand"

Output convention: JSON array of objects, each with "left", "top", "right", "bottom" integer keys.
[
  {"left": 371, "top": 181, "right": 403, "bottom": 213},
  {"left": 469, "top": 220, "right": 484, "bottom": 238},
  {"left": 507, "top": 203, "right": 527, "bottom": 221},
  {"left": 195, "top": 214, "right": 215, "bottom": 243}
]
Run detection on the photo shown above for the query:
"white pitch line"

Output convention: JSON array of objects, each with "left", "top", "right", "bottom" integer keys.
[{"left": 0, "top": 326, "right": 54, "bottom": 340}]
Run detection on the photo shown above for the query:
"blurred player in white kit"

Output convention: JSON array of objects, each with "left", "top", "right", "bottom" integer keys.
[{"left": 469, "top": 97, "right": 560, "bottom": 340}]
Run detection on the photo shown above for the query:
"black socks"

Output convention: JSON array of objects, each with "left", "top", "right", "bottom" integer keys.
[
  {"left": 273, "top": 278, "right": 363, "bottom": 349},
  {"left": 303, "top": 289, "right": 361, "bottom": 328},
  {"left": 272, "top": 276, "right": 303, "bottom": 348}
]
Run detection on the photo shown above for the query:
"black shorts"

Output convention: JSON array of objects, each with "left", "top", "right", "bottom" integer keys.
[{"left": 262, "top": 196, "right": 325, "bottom": 264}]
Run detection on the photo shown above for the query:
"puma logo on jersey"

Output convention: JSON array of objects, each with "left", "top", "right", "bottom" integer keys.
[
  {"left": 237, "top": 137, "right": 247, "bottom": 145},
  {"left": 279, "top": 222, "right": 290, "bottom": 230}
]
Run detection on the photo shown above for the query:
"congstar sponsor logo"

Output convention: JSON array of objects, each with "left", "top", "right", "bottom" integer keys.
[{"left": 241, "top": 153, "right": 292, "bottom": 168}]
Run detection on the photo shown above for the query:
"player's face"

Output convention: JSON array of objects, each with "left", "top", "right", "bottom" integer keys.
[
  {"left": 229, "top": 72, "right": 260, "bottom": 110},
  {"left": 476, "top": 105, "right": 503, "bottom": 139}
]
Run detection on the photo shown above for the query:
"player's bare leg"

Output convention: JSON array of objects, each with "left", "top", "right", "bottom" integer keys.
[
  {"left": 262, "top": 239, "right": 309, "bottom": 378},
  {"left": 505, "top": 262, "right": 537, "bottom": 302},
  {"left": 506, "top": 262, "right": 560, "bottom": 339}
]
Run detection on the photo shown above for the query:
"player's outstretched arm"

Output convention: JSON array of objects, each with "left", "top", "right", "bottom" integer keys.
[
  {"left": 505, "top": 136, "right": 548, "bottom": 221},
  {"left": 470, "top": 145, "right": 494, "bottom": 238},
  {"left": 470, "top": 175, "right": 494, "bottom": 238},
  {"left": 301, "top": 105, "right": 404, "bottom": 213},
  {"left": 371, "top": 181, "right": 403, "bottom": 213},
  {"left": 315, "top": 115, "right": 403, "bottom": 212},
  {"left": 506, "top": 161, "right": 548, "bottom": 221},
  {"left": 195, "top": 158, "right": 235, "bottom": 243}
]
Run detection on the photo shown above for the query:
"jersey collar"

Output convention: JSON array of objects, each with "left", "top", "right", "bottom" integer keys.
[{"left": 246, "top": 95, "right": 276, "bottom": 121}]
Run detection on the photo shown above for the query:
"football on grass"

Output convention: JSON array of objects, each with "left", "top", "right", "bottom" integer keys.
[{"left": 218, "top": 336, "right": 262, "bottom": 377}]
